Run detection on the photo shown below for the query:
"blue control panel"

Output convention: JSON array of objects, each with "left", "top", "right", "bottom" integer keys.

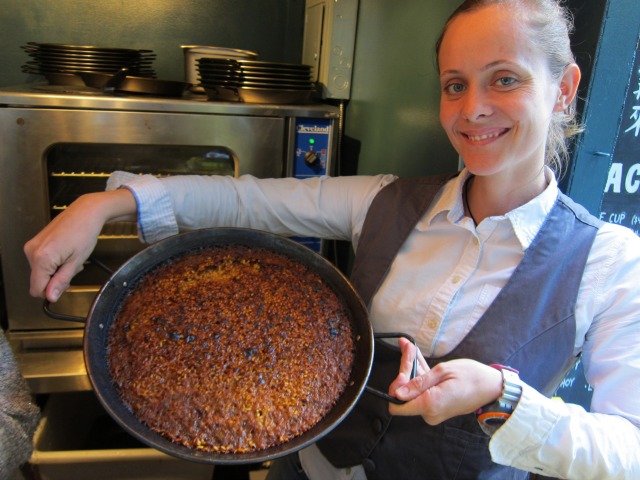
[
  {"left": 293, "top": 117, "right": 332, "bottom": 178},
  {"left": 292, "top": 117, "right": 333, "bottom": 252}
]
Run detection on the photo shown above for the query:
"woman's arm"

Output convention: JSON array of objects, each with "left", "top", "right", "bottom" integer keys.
[
  {"left": 111, "top": 173, "right": 396, "bottom": 246},
  {"left": 389, "top": 224, "right": 640, "bottom": 479},
  {"left": 24, "top": 188, "right": 137, "bottom": 302},
  {"left": 26, "top": 173, "right": 395, "bottom": 301}
]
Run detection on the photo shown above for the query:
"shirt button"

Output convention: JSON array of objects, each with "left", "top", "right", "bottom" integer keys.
[
  {"left": 428, "top": 319, "right": 438, "bottom": 329},
  {"left": 372, "top": 418, "right": 384, "bottom": 434},
  {"left": 363, "top": 459, "right": 376, "bottom": 472},
  {"left": 452, "top": 275, "right": 461, "bottom": 284}
]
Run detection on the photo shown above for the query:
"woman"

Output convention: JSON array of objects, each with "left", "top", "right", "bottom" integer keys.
[{"left": 24, "top": 0, "right": 640, "bottom": 478}]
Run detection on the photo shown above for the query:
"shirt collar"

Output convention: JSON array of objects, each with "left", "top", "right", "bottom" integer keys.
[{"left": 419, "top": 167, "right": 559, "bottom": 250}]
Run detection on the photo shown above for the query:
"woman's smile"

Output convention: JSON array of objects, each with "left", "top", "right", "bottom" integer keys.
[{"left": 461, "top": 128, "right": 510, "bottom": 145}]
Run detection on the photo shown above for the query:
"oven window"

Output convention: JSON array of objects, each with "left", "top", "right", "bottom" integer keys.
[
  {"left": 47, "top": 143, "right": 238, "bottom": 217},
  {"left": 46, "top": 143, "right": 238, "bottom": 283}
]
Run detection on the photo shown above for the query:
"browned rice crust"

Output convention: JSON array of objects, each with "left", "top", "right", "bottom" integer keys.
[{"left": 108, "top": 245, "right": 355, "bottom": 453}]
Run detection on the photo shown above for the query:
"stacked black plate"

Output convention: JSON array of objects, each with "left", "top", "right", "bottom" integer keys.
[
  {"left": 197, "top": 58, "right": 314, "bottom": 104},
  {"left": 21, "top": 42, "right": 157, "bottom": 86}
]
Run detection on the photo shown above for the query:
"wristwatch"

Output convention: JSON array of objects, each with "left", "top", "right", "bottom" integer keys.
[{"left": 476, "top": 364, "right": 523, "bottom": 436}]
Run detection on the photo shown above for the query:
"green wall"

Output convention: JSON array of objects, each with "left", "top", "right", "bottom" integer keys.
[
  {"left": 346, "top": 1, "right": 459, "bottom": 177},
  {"left": 0, "top": 0, "right": 461, "bottom": 178},
  {"left": 0, "top": 0, "right": 304, "bottom": 86},
  {"left": 0, "top": 0, "right": 600, "bottom": 181},
  {"left": 344, "top": 1, "right": 606, "bottom": 178}
]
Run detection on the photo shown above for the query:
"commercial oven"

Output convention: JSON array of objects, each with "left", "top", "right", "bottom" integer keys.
[
  {"left": 0, "top": 86, "right": 339, "bottom": 393},
  {"left": 0, "top": 85, "right": 339, "bottom": 479}
]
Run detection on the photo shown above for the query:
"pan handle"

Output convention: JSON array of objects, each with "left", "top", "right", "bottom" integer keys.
[
  {"left": 364, "top": 332, "right": 420, "bottom": 405},
  {"left": 43, "top": 299, "right": 86, "bottom": 323},
  {"left": 86, "top": 256, "right": 114, "bottom": 276},
  {"left": 42, "top": 256, "right": 114, "bottom": 323},
  {"left": 103, "top": 67, "right": 129, "bottom": 93}
]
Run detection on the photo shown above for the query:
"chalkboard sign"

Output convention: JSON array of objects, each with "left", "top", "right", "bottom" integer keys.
[
  {"left": 553, "top": 359, "right": 593, "bottom": 407},
  {"left": 557, "top": 1, "right": 640, "bottom": 412},
  {"left": 598, "top": 38, "right": 640, "bottom": 231},
  {"left": 556, "top": 38, "right": 640, "bottom": 411}
]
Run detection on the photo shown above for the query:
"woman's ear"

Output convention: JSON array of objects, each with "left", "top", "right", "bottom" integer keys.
[{"left": 554, "top": 63, "right": 581, "bottom": 112}]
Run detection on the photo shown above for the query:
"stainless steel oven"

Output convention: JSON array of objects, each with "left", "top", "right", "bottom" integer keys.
[{"left": 0, "top": 86, "right": 339, "bottom": 395}]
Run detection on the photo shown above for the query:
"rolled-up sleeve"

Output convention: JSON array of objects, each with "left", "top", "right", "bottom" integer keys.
[{"left": 106, "top": 171, "right": 178, "bottom": 244}]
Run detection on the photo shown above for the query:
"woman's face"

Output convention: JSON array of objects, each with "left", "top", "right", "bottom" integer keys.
[{"left": 438, "top": 5, "right": 563, "bottom": 180}]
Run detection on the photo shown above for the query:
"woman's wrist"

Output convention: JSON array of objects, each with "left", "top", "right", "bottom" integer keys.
[
  {"left": 90, "top": 188, "right": 138, "bottom": 223},
  {"left": 477, "top": 365, "right": 523, "bottom": 436},
  {"left": 486, "top": 364, "right": 504, "bottom": 403}
]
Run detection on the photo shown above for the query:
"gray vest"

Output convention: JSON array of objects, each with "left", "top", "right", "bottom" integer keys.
[{"left": 317, "top": 176, "right": 602, "bottom": 480}]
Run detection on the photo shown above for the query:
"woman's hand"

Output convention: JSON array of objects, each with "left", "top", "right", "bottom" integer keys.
[
  {"left": 388, "top": 337, "right": 503, "bottom": 425},
  {"left": 24, "top": 189, "right": 137, "bottom": 302}
]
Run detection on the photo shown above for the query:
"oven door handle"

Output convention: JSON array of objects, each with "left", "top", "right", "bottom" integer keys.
[{"left": 42, "top": 256, "right": 114, "bottom": 323}]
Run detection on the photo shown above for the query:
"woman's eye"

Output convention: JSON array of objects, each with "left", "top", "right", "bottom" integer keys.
[
  {"left": 495, "top": 76, "right": 517, "bottom": 87},
  {"left": 445, "top": 83, "right": 465, "bottom": 94}
]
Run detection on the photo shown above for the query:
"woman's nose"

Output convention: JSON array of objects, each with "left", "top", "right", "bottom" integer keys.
[{"left": 461, "top": 86, "right": 492, "bottom": 121}]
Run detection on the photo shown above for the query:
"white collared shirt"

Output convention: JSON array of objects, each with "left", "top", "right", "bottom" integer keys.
[{"left": 108, "top": 168, "right": 640, "bottom": 478}]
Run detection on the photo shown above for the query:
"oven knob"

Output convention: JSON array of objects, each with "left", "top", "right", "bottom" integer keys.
[{"left": 304, "top": 150, "right": 319, "bottom": 166}]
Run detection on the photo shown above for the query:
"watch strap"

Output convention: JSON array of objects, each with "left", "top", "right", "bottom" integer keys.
[{"left": 476, "top": 364, "right": 523, "bottom": 436}]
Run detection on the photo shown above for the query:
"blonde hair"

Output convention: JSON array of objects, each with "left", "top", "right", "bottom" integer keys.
[{"left": 435, "top": 0, "right": 582, "bottom": 177}]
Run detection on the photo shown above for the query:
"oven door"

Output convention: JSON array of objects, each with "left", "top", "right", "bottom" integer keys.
[{"left": 1, "top": 107, "right": 287, "bottom": 334}]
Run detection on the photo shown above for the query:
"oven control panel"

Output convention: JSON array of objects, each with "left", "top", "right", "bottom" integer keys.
[
  {"left": 293, "top": 117, "right": 332, "bottom": 177},
  {"left": 292, "top": 117, "right": 333, "bottom": 252}
]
